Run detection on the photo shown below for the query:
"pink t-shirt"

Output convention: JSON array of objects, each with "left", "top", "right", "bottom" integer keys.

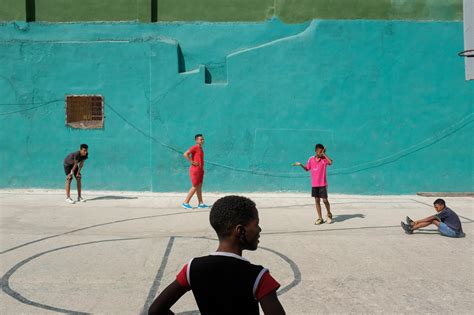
[{"left": 306, "top": 156, "right": 329, "bottom": 187}]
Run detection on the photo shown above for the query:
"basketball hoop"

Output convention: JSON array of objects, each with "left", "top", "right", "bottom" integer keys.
[{"left": 458, "top": 49, "right": 474, "bottom": 57}]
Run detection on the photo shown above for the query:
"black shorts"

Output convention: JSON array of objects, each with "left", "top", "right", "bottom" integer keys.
[
  {"left": 312, "top": 186, "right": 328, "bottom": 198},
  {"left": 64, "top": 164, "right": 79, "bottom": 178}
]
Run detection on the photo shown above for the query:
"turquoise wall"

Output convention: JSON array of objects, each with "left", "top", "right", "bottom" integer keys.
[{"left": 0, "top": 19, "right": 472, "bottom": 194}]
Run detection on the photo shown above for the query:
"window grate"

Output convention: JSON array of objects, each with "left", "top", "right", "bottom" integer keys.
[{"left": 66, "top": 95, "right": 104, "bottom": 129}]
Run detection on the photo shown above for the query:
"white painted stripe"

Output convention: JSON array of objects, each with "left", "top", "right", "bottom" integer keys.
[
  {"left": 464, "top": 0, "right": 474, "bottom": 80},
  {"left": 210, "top": 251, "right": 249, "bottom": 262},
  {"left": 252, "top": 268, "right": 269, "bottom": 300},
  {"left": 186, "top": 258, "right": 194, "bottom": 287}
]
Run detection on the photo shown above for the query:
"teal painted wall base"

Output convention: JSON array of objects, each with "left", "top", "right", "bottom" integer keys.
[{"left": 0, "top": 19, "right": 472, "bottom": 194}]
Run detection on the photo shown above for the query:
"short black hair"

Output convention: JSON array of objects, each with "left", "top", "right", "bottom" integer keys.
[
  {"left": 315, "top": 143, "right": 324, "bottom": 151},
  {"left": 210, "top": 195, "right": 257, "bottom": 239},
  {"left": 195, "top": 134, "right": 203, "bottom": 140},
  {"left": 434, "top": 199, "right": 446, "bottom": 207},
  {"left": 80, "top": 144, "right": 88, "bottom": 149}
]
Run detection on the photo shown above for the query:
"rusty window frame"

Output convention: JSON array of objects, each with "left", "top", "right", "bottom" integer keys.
[{"left": 65, "top": 95, "right": 104, "bottom": 129}]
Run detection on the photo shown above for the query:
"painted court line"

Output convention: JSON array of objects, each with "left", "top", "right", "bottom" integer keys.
[
  {"left": 0, "top": 211, "right": 206, "bottom": 255},
  {"left": 0, "top": 238, "right": 143, "bottom": 314},
  {"left": 140, "top": 237, "right": 175, "bottom": 315}
]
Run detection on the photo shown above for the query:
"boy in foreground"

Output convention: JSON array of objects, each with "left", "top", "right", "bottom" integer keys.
[
  {"left": 293, "top": 144, "right": 333, "bottom": 225},
  {"left": 149, "top": 195, "right": 285, "bottom": 315},
  {"left": 63, "top": 144, "right": 88, "bottom": 204},
  {"left": 401, "top": 199, "right": 465, "bottom": 238}
]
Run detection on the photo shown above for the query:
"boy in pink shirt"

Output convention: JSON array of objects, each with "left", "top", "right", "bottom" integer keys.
[{"left": 293, "top": 144, "right": 333, "bottom": 225}]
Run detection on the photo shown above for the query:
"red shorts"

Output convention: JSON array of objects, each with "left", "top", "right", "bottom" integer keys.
[{"left": 190, "top": 168, "right": 204, "bottom": 186}]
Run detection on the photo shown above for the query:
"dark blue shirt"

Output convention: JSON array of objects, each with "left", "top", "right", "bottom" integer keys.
[
  {"left": 63, "top": 151, "right": 88, "bottom": 166},
  {"left": 436, "top": 207, "right": 463, "bottom": 233}
]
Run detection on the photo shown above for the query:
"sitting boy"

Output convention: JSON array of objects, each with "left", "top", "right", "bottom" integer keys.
[
  {"left": 148, "top": 195, "right": 285, "bottom": 315},
  {"left": 401, "top": 199, "right": 465, "bottom": 238}
]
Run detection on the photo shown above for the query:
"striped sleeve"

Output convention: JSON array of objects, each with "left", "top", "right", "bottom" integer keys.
[
  {"left": 176, "top": 263, "right": 191, "bottom": 290},
  {"left": 254, "top": 270, "right": 281, "bottom": 301}
]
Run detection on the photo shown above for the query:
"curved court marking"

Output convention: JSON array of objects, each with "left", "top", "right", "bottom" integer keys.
[
  {"left": 0, "top": 200, "right": 397, "bottom": 254},
  {"left": 141, "top": 236, "right": 302, "bottom": 315},
  {"left": 259, "top": 245, "right": 301, "bottom": 296},
  {"left": 1, "top": 236, "right": 300, "bottom": 314},
  {"left": 0, "top": 210, "right": 208, "bottom": 255},
  {"left": 3, "top": 199, "right": 467, "bottom": 255},
  {"left": 170, "top": 236, "right": 302, "bottom": 296},
  {"left": 1, "top": 198, "right": 469, "bottom": 313},
  {"left": 2, "top": 228, "right": 470, "bottom": 314},
  {"left": 0, "top": 237, "right": 143, "bottom": 315}
]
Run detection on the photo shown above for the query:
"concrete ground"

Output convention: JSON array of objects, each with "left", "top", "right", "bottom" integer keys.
[{"left": 0, "top": 189, "right": 473, "bottom": 315}]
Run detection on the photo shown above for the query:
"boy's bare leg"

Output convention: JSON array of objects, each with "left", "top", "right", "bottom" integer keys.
[
  {"left": 412, "top": 219, "right": 439, "bottom": 230},
  {"left": 323, "top": 198, "right": 332, "bottom": 216},
  {"left": 196, "top": 184, "right": 204, "bottom": 204},
  {"left": 184, "top": 186, "right": 197, "bottom": 204},
  {"left": 315, "top": 198, "right": 323, "bottom": 219},
  {"left": 65, "top": 177, "right": 72, "bottom": 198},
  {"left": 77, "top": 177, "right": 82, "bottom": 198}
]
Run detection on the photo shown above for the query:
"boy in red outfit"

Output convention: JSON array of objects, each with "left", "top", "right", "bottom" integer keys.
[{"left": 182, "top": 134, "right": 208, "bottom": 209}]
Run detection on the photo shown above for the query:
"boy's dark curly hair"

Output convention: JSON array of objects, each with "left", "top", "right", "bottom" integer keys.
[{"left": 210, "top": 195, "right": 257, "bottom": 239}]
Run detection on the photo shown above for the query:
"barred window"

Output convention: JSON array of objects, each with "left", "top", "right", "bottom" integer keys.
[{"left": 66, "top": 95, "right": 104, "bottom": 129}]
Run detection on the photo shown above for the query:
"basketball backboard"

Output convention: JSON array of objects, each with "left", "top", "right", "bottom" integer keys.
[{"left": 463, "top": 0, "right": 474, "bottom": 80}]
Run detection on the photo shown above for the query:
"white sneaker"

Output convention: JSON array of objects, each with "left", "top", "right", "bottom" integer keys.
[
  {"left": 77, "top": 197, "right": 85, "bottom": 202},
  {"left": 66, "top": 197, "right": 75, "bottom": 204}
]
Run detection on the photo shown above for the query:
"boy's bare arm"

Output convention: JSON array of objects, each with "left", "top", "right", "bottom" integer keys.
[
  {"left": 414, "top": 215, "right": 438, "bottom": 225},
  {"left": 292, "top": 162, "right": 308, "bottom": 171},
  {"left": 183, "top": 150, "right": 198, "bottom": 166},
  {"left": 77, "top": 161, "right": 84, "bottom": 176},
  {"left": 71, "top": 160, "right": 78, "bottom": 173},
  {"left": 260, "top": 291, "right": 286, "bottom": 315},
  {"left": 322, "top": 149, "right": 333, "bottom": 165},
  {"left": 148, "top": 280, "right": 188, "bottom": 315},
  {"left": 67, "top": 161, "right": 78, "bottom": 179}
]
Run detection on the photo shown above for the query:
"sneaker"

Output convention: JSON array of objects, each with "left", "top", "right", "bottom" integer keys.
[
  {"left": 401, "top": 221, "right": 413, "bottom": 234},
  {"left": 406, "top": 216, "right": 414, "bottom": 227},
  {"left": 66, "top": 197, "right": 75, "bottom": 204},
  {"left": 198, "top": 204, "right": 209, "bottom": 209},
  {"left": 181, "top": 203, "right": 193, "bottom": 209},
  {"left": 77, "top": 197, "right": 85, "bottom": 203},
  {"left": 314, "top": 218, "right": 324, "bottom": 225},
  {"left": 326, "top": 212, "right": 333, "bottom": 224}
]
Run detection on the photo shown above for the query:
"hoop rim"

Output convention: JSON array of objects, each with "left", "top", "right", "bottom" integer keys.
[{"left": 458, "top": 49, "right": 474, "bottom": 57}]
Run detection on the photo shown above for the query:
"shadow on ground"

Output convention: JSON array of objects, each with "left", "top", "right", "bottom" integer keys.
[
  {"left": 335, "top": 214, "right": 365, "bottom": 222},
  {"left": 414, "top": 230, "right": 440, "bottom": 235},
  {"left": 87, "top": 196, "right": 138, "bottom": 201}
]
